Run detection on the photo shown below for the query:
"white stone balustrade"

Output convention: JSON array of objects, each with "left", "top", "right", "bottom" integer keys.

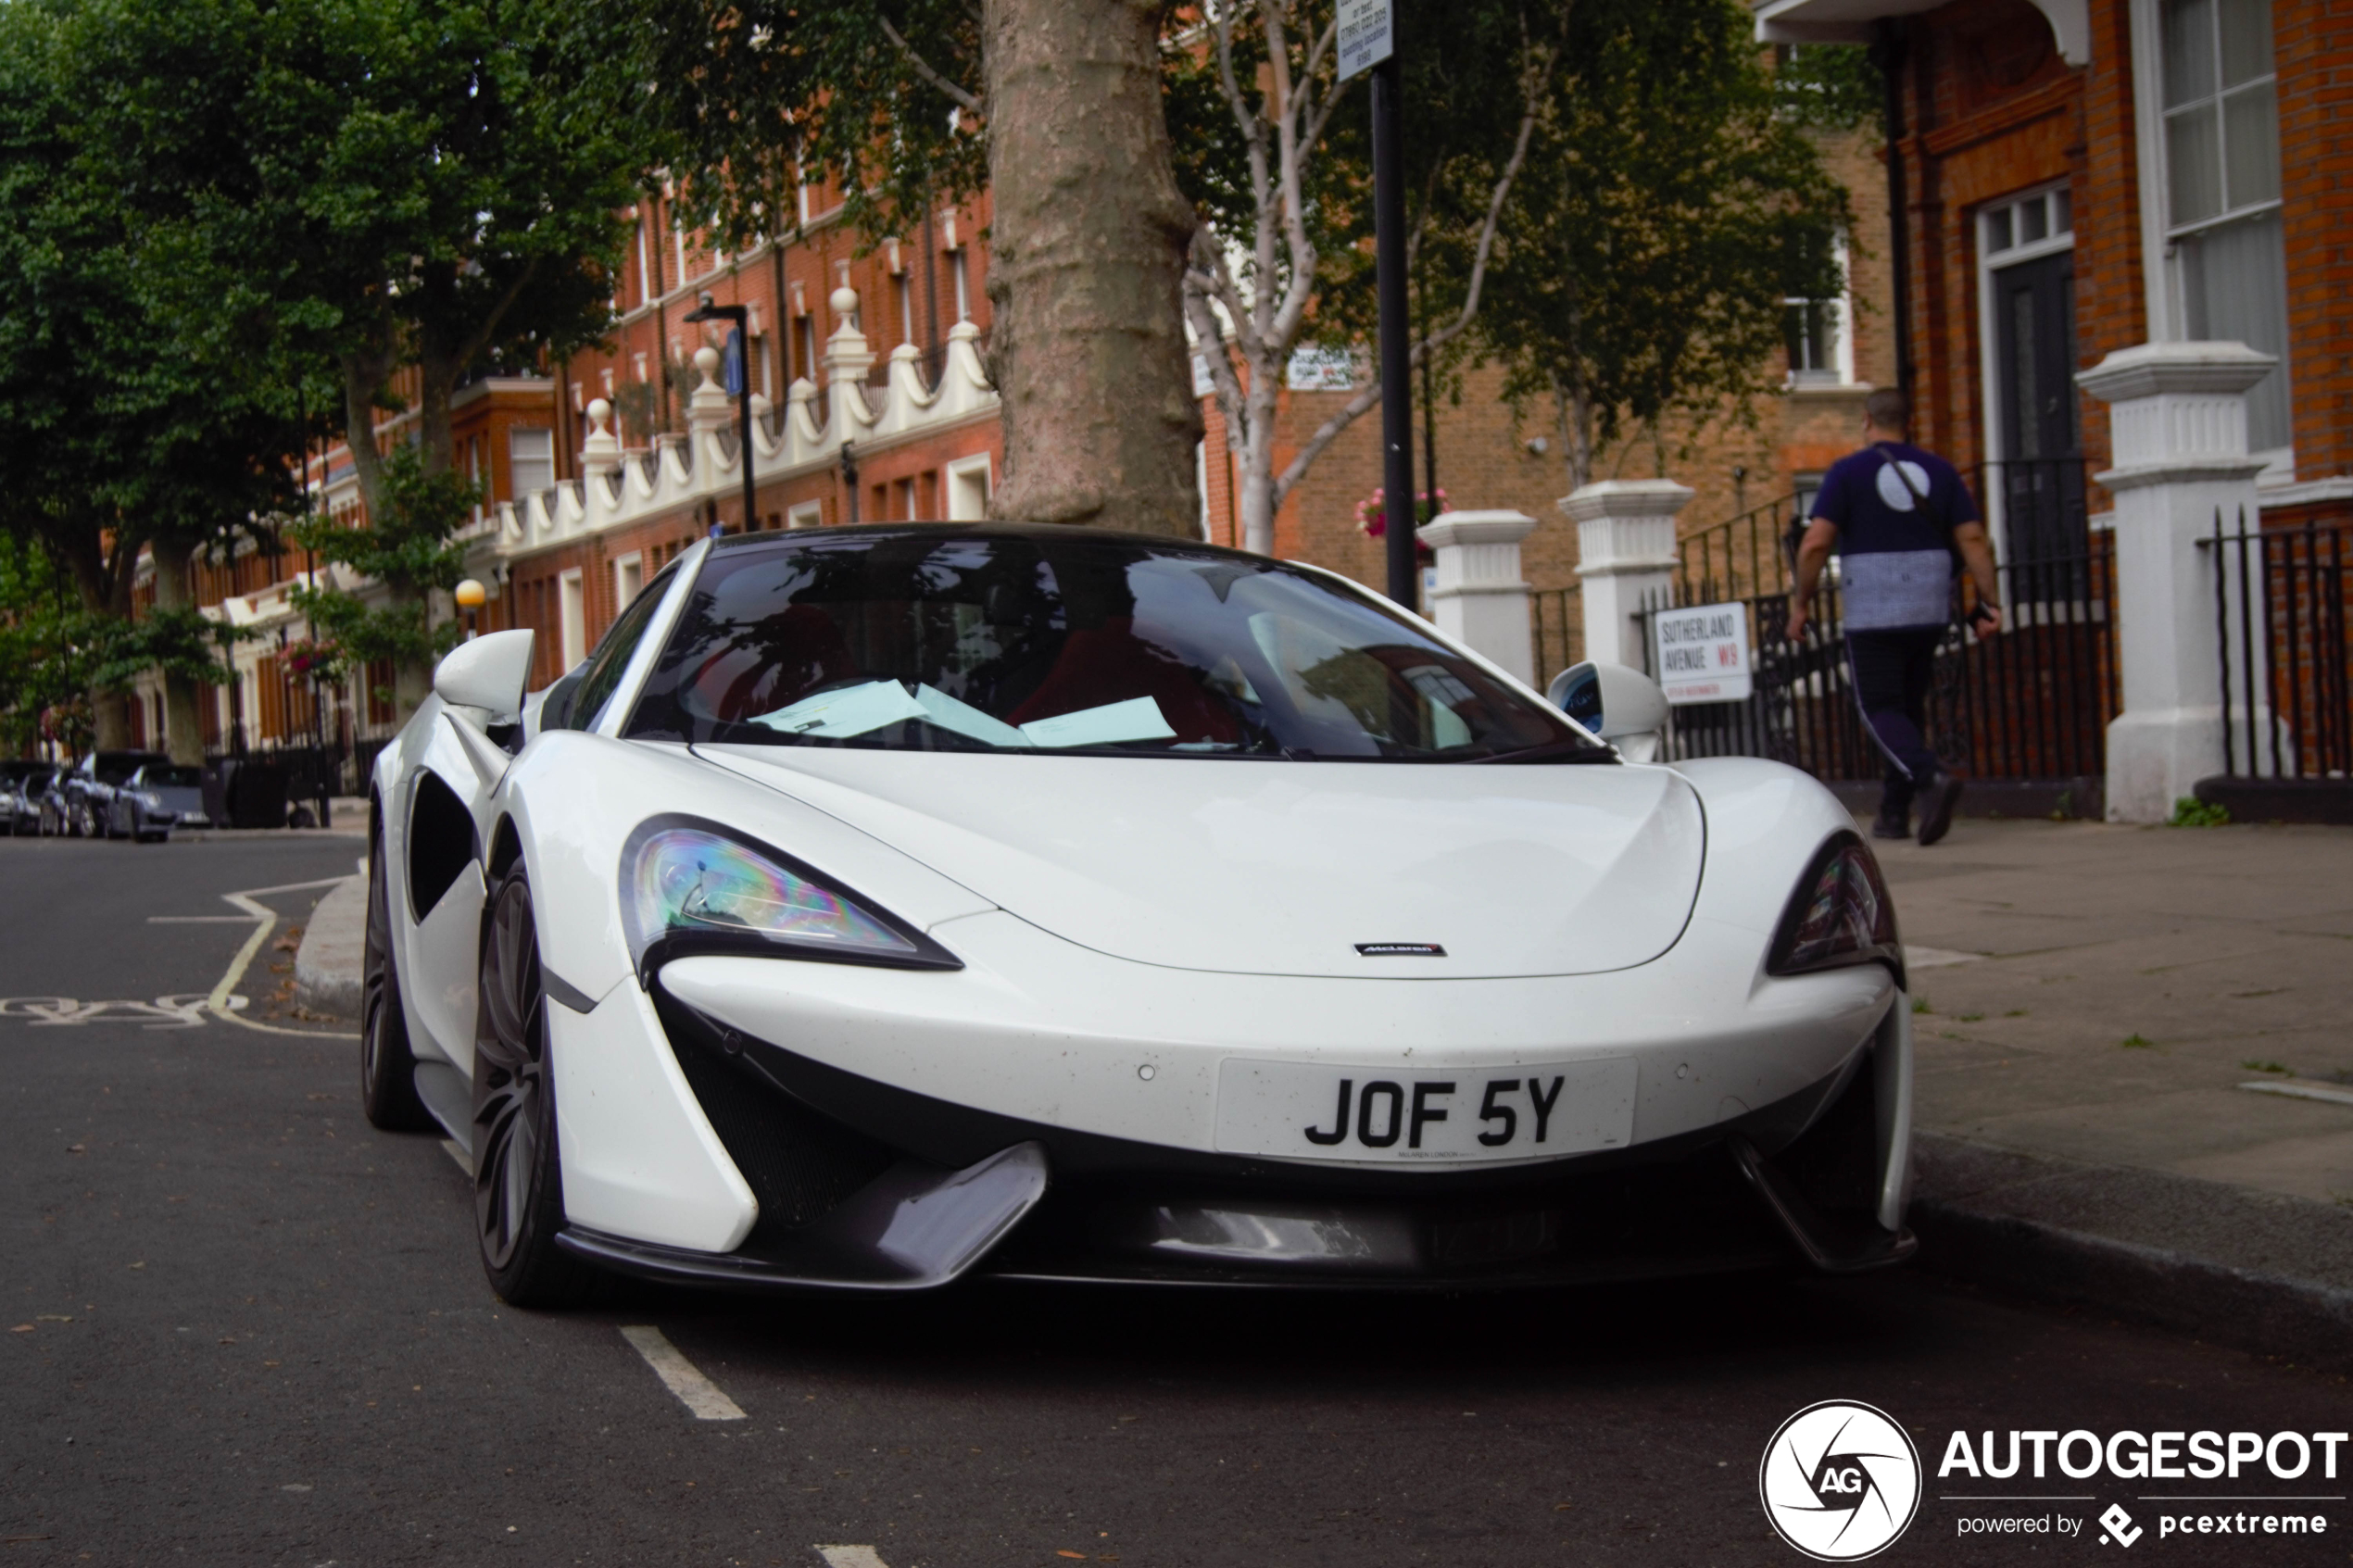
[
  {"left": 1562, "top": 480, "right": 1693, "bottom": 669},
  {"left": 2077, "top": 340, "right": 2274, "bottom": 822},
  {"left": 486, "top": 299, "right": 997, "bottom": 564},
  {"left": 1421, "top": 510, "right": 1539, "bottom": 685}
]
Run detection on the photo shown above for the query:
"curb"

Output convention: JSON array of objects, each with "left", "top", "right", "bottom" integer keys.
[
  {"left": 1909, "top": 1132, "right": 2353, "bottom": 1374},
  {"left": 293, "top": 874, "right": 368, "bottom": 1021}
]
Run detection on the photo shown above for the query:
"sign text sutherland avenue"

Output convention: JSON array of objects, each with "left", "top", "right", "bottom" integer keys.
[{"left": 1653, "top": 601, "right": 1754, "bottom": 705}]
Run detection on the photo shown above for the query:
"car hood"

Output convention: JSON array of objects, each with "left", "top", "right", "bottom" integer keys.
[{"left": 693, "top": 746, "right": 1705, "bottom": 979}]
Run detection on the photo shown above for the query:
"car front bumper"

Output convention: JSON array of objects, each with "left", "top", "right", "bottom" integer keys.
[{"left": 548, "top": 909, "right": 1913, "bottom": 1291}]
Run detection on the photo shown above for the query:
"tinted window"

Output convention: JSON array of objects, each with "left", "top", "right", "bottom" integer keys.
[
  {"left": 145, "top": 766, "right": 204, "bottom": 789},
  {"left": 94, "top": 752, "right": 164, "bottom": 785},
  {"left": 560, "top": 564, "right": 678, "bottom": 732},
  {"left": 626, "top": 529, "right": 1603, "bottom": 762}
]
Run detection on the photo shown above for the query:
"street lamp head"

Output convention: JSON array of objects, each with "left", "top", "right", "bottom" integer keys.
[{"left": 454, "top": 578, "right": 487, "bottom": 609}]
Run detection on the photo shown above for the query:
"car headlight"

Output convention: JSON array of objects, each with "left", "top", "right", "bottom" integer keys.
[
  {"left": 1766, "top": 832, "right": 1903, "bottom": 985},
  {"left": 141, "top": 793, "right": 163, "bottom": 808},
  {"left": 620, "top": 817, "right": 960, "bottom": 977}
]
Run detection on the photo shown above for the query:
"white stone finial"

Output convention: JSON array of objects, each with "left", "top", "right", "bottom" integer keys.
[
  {"left": 580, "top": 397, "right": 622, "bottom": 479},
  {"left": 687, "top": 344, "right": 733, "bottom": 435},
  {"left": 830, "top": 284, "right": 860, "bottom": 319}
]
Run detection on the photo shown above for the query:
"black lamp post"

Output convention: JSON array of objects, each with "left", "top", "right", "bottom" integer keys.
[{"left": 684, "top": 292, "right": 756, "bottom": 534}]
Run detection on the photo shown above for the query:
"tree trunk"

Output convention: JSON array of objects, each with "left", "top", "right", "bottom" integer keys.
[
  {"left": 58, "top": 528, "right": 133, "bottom": 750},
  {"left": 146, "top": 536, "right": 208, "bottom": 767},
  {"left": 981, "top": 0, "right": 1201, "bottom": 534}
]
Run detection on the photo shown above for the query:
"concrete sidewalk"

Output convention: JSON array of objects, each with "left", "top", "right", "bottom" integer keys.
[{"left": 1877, "top": 816, "right": 2353, "bottom": 1363}]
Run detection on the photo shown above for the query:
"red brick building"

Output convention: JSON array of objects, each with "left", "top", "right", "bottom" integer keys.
[{"left": 1755, "top": 0, "right": 2351, "bottom": 530}]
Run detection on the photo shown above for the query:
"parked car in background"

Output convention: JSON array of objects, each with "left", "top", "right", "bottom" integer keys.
[
  {"left": 107, "top": 762, "right": 209, "bottom": 841},
  {"left": 62, "top": 750, "right": 169, "bottom": 838},
  {"left": 32, "top": 766, "right": 73, "bottom": 835},
  {"left": 1, "top": 760, "right": 49, "bottom": 837}
]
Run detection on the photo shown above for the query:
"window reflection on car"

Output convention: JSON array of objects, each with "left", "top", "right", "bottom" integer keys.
[{"left": 625, "top": 528, "right": 1608, "bottom": 764}]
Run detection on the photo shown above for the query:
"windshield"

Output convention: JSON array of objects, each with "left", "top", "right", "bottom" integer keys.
[
  {"left": 144, "top": 766, "right": 204, "bottom": 789},
  {"left": 624, "top": 528, "right": 1604, "bottom": 762}
]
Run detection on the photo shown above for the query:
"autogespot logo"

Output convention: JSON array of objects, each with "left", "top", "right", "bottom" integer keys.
[{"left": 1761, "top": 1400, "right": 1923, "bottom": 1562}]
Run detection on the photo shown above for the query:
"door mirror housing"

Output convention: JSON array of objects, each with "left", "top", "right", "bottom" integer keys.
[
  {"left": 1545, "top": 661, "right": 1669, "bottom": 755},
  {"left": 433, "top": 629, "right": 535, "bottom": 719}
]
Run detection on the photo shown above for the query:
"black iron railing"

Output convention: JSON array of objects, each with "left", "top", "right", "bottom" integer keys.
[
  {"left": 2211, "top": 508, "right": 2353, "bottom": 780},
  {"left": 1613, "top": 459, "right": 2117, "bottom": 781}
]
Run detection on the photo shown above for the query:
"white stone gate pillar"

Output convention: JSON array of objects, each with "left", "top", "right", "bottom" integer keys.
[
  {"left": 2077, "top": 341, "right": 2273, "bottom": 823},
  {"left": 1422, "top": 510, "right": 1537, "bottom": 685},
  {"left": 1562, "top": 480, "right": 1693, "bottom": 669}
]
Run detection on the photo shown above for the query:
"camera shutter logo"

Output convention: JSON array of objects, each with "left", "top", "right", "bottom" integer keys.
[{"left": 1759, "top": 1399, "right": 1922, "bottom": 1561}]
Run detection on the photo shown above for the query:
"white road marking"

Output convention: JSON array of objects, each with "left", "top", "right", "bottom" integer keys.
[
  {"left": 0, "top": 996, "right": 223, "bottom": 1028},
  {"left": 2239, "top": 1079, "right": 2353, "bottom": 1109},
  {"left": 619, "top": 1325, "right": 747, "bottom": 1421},
  {"left": 439, "top": 1139, "right": 472, "bottom": 1175},
  {"left": 201, "top": 882, "right": 358, "bottom": 1039},
  {"left": 147, "top": 916, "right": 269, "bottom": 923},
  {"left": 815, "top": 1549, "right": 892, "bottom": 1568},
  {"left": 1905, "top": 945, "right": 1983, "bottom": 970}
]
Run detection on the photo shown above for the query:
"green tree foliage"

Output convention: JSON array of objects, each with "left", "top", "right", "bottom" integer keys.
[
  {"left": 1475, "top": 0, "right": 1856, "bottom": 491},
  {"left": 1165, "top": 0, "right": 1566, "bottom": 553},
  {"left": 0, "top": 0, "right": 318, "bottom": 758},
  {"left": 288, "top": 445, "right": 477, "bottom": 695}
]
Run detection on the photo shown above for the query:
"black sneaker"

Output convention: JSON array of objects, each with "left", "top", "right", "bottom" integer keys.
[
  {"left": 1870, "top": 804, "right": 1910, "bottom": 840},
  {"left": 1916, "top": 771, "right": 1965, "bottom": 847}
]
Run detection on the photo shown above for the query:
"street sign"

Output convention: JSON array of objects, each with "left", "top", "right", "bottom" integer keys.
[
  {"left": 1652, "top": 601, "right": 1754, "bottom": 705},
  {"left": 1337, "top": 0, "right": 1392, "bottom": 82}
]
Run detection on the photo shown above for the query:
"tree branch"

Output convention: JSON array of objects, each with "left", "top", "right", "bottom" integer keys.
[
  {"left": 1272, "top": 39, "right": 1555, "bottom": 509},
  {"left": 878, "top": 14, "right": 984, "bottom": 116}
]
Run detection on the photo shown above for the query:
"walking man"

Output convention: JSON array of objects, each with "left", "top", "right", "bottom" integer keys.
[{"left": 1786, "top": 388, "right": 2002, "bottom": 846}]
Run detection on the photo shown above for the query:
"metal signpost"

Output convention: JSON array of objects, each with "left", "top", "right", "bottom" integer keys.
[{"left": 1340, "top": 0, "right": 1416, "bottom": 609}]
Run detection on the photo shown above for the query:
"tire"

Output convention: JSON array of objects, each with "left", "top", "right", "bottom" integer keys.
[
  {"left": 359, "top": 834, "right": 435, "bottom": 1132},
  {"left": 472, "top": 859, "right": 597, "bottom": 1308}
]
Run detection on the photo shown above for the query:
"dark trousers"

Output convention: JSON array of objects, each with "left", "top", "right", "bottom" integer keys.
[{"left": 1846, "top": 628, "right": 1944, "bottom": 813}]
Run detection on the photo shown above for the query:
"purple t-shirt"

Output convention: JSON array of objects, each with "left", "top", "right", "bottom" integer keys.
[{"left": 1811, "top": 443, "right": 1979, "bottom": 631}]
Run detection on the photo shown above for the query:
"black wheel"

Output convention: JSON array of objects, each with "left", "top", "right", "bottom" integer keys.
[
  {"left": 472, "top": 862, "right": 597, "bottom": 1308},
  {"left": 360, "top": 834, "right": 435, "bottom": 1131}
]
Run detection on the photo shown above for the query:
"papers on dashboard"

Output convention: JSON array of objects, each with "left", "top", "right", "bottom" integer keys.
[{"left": 750, "top": 682, "right": 1176, "bottom": 749}]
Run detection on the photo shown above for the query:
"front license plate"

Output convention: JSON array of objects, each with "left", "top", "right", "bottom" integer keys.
[{"left": 1214, "top": 1058, "right": 1638, "bottom": 1162}]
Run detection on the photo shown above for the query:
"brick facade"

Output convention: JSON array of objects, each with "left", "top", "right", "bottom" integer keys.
[{"left": 1874, "top": 0, "right": 2351, "bottom": 524}]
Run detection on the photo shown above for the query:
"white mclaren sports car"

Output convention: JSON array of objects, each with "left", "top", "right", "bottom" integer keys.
[{"left": 363, "top": 523, "right": 1914, "bottom": 1307}]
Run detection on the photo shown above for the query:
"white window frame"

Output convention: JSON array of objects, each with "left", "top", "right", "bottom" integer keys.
[
  {"left": 559, "top": 569, "right": 586, "bottom": 671},
  {"left": 1783, "top": 232, "right": 1854, "bottom": 390},
  {"left": 945, "top": 453, "right": 992, "bottom": 521},
  {"left": 509, "top": 427, "right": 555, "bottom": 500},
  {"left": 2130, "top": 0, "right": 2292, "bottom": 480},
  {"left": 612, "top": 552, "right": 644, "bottom": 614},
  {"left": 787, "top": 500, "right": 825, "bottom": 530}
]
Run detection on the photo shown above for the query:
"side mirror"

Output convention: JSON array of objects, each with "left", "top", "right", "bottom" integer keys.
[
  {"left": 1546, "top": 660, "right": 1669, "bottom": 748},
  {"left": 433, "top": 629, "right": 535, "bottom": 719}
]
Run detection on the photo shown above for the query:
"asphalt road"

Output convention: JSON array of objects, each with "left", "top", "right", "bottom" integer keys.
[{"left": 4, "top": 834, "right": 2347, "bottom": 1567}]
